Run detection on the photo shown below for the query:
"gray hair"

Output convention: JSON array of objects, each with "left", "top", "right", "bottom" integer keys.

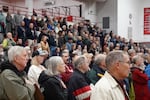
[
  {"left": 73, "top": 55, "right": 86, "bottom": 69},
  {"left": 128, "top": 49, "right": 136, "bottom": 56},
  {"left": 8, "top": 46, "right": 25, "bottom": 62},
  {"left": 94, "top": 54, "right": 106, "bottom": 65},
  {"left": 45, "top": 56, "right": 64, "bottom": 76},
  {"left": 132, "top": 55, "right": 141, "bottom": 64},
  {"left": 61, "top": 49, "right": 69, "bottom": 57},
  {"left": 106, "top": 50, "right": 124, "bottom": 69}
]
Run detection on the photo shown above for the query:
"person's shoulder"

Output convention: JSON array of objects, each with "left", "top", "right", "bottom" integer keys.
[
  {"left": 95, "top": 72, "right": 113, "bottom": 86},
  {"left": 46, "top": 76, "right": 60, "bottom": 84},
  {"left": 1, "top": 69, "right": 19, "bottom": 80},
  {"left": 86, "top": 69, "right": 96, "bottom": 76},
  {"left": 28, "top": 65, "right": 39, "bottom": 72}
]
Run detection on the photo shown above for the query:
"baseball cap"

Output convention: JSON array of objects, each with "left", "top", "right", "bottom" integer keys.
[{"left": 32, "top": 48, "right": 48, "bottom": 57}]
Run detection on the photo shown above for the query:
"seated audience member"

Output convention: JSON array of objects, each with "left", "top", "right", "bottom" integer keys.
[
  {"left": 0, "top": 44, "right": 6, "bottom": 65},
  {"left": 91, "top": 50, "right": 130, "bottom": 100},
  {"left": 38, "top": 56, "right": 68, "bottom": 100},
  {"left": 2, "top": 32, "right": 16, "bottom": 50},
  {"left": 86, "top": 54, "right": 106, "bottom": 84},
  {"left": 131, "top": 55, "right": 150, "bottom": 100},
  {"left": 61, "top": 49, "right": 73, "bottom": 85},
  {"left": 0, "top": 46, "right": 35, "bottom": 100},
  {"left": 27, "top": 48, "right": 47, "bottom": 87},
  {"left": 40, "top": 35, "right": 50, "bottom": 54},
  {"left": 68, "top": 55, "right": 92, "bottom": 100},
  {"left": 52, "top": 47, "right": 61, "bottom": 56}
]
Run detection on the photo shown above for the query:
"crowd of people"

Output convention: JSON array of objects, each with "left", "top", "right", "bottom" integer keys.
[{"left": 0, "top": 9, "right": 150, "bottom": 100}]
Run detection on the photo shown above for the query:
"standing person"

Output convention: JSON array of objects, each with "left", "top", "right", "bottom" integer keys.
[
  {"left": 38, "top": 56, "right": 68, "bottom": 100},
  {"left": 13, "top": 10, "right": 23, "bottom": 36},
  {"left": 17, "top": 21, "right": 26, "bottom": 46},
  {"left": 131, "top": 55, "right": 150, "bottom": 100},
  {"left": 0, "top": 46, "right": 35, "bottom": 100},
  {"left": 0, "top": 10, "right": 5, "bottom": 34},
  {"left": 23, "top": 14, "right": 30, "bottom": 29},
  {"left": 91, "top": 50, "right": 130, "bottom": 100},
  {"left": 26, "top": 23, "right": 36, "bottom": 52},
  {"left": 86, "top": 54, "right": 106, "bottom": 85},
  {"left": 5, "top": 12, "right": 14, "bottom": 34},
  {"left": 68, "top": 55, "right": 92, "bottom": 100}
]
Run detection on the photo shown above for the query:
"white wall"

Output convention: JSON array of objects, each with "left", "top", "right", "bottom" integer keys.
[
  {"left": 83, "top": 1, "right": 97, "bottom": 23},
  {"left": 0, "top": 0, "right": 26, "bottom": 14},
  {"left": 25, "top": 0, "right": 33, "bottom": 15},
  {"left": 96, "top": 0, "right": 117, "bottom": 34},
  {"left": 139, "top": 0, "right": 150, "bottom": 42},
  {"left": 1, "top": 0, "right": 150, "bottom": 42},
  {"left": 118, "top": 0, "right": 150, "bottom": 42},
  {"left": 33, "top": 0, "right": 82, "bottom": 17},
  {"left": 117, "top": 0, "right": 140, "bottom": 41}
]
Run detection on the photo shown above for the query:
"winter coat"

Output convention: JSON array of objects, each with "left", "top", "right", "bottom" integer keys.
[
  {"left": 38, "top": 71, "right": 68, "bottom": 100},
  {"left": 68, "top": 69, "right": 92, "bottom": 100},
  {"left": 90, "top": 71, "right": 126, "bottom": 100},
  {"left": 0, "top": 61, "right": 35, "bottom": 100},
  {"left": 86, "top": 64, "right": 105, "bottom": 85},
  {"left": 145, "top": 64, "right": 150, "bottom": 90},
  {"left": 131, "top": 67, "right": 150, "bottom": 100}
]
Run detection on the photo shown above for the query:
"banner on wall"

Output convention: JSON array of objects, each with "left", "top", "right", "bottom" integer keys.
[{"left": 144, "top": 8, "right": 150, "bottom": 35}]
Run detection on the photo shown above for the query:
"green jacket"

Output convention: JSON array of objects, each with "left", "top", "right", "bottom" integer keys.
[{"left": 0, "top": 62, "right": 35, "bottom": 100}]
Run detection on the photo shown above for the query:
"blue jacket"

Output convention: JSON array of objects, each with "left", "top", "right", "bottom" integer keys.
[{"left": 145, "top": 64, "right": 150, "bottom": 90}]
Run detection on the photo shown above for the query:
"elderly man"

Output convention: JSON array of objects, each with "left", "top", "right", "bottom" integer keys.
[
  {"left": 68, "top": 55, "right": 92, "bottom": 100},
  {"left": 91, "top": 50, "right": 130, "bottom": 100},
  {"left": 0, "top": 46, "right": 35, "bottom": 100},
  {"left": 2, "top": 32, "right": 16, "bottom": 50},
  {"left": 86, "top": 54, "right": 106, "bottom": 85}
]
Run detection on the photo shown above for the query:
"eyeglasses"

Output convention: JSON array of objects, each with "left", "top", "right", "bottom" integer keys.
[{"left": 119, "top": 61, "right": 131, "bottom": 65}]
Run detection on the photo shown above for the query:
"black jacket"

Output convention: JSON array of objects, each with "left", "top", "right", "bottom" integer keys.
[
  {"left": 38, "top": 71, "right": 68, "bottom": 100},
  {"left": 0, "top": 61, "right": 26, "bottom": 77},
  {"left": 68, "top": 69, "right": 91, "bottom": 100}
]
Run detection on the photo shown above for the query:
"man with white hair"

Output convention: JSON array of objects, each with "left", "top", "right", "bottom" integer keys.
[
  {"left": 68, "top": 55, "right": 92, "bottom": 100},
  {"left": 2, "top": 32, "right": 16, "bottom": 50},
  {"left": 0, "top": 46, "right": 35, "bottom": 100}
]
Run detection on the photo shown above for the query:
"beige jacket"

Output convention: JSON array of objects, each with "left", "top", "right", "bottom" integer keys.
[{"left": 90, "top": 71, "right": 125, "bottom": 100}]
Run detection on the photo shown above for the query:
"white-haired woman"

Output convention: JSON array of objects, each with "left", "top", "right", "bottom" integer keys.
[
  {"left": 0, "top": 46, "right": 35, "bottom": 100},
  {"left": 38, "top": 56, "right": 67, "bottom": 100}
]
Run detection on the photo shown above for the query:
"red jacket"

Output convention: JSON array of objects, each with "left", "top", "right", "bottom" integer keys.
[
  {"left": 61, "top": 63, "right": 73, "bottom": 85},
  {"left": 131, "top": 67, "right": 150, "bottom": 100}
]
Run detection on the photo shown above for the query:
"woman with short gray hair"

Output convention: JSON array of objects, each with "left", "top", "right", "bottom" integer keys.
[
  {"left": 38, "top": 56, "right": 68, "bottom": 100},
  {"left": 45, "top": 56, "right": 64, "bottom": 76}
]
